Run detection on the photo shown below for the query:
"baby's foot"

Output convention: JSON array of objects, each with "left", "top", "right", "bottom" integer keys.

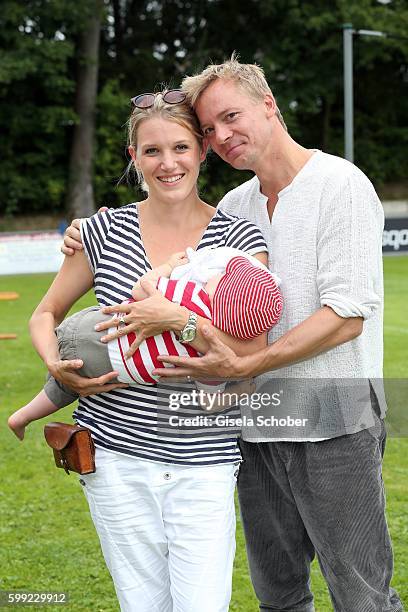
[{"left": 8, "top": 411, "right": 28, "bottom": 440}]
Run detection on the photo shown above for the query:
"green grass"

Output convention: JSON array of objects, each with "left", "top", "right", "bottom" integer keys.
[{"left": 0, "top": 257, "right": 407, "bottom": 611}]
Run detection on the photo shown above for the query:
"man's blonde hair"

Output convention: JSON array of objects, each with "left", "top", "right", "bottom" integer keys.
[{"left": 181, "top": 53, "right": 287, "bottom": 131}]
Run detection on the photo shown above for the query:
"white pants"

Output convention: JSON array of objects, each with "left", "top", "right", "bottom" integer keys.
[{"left": 79, "top": 447, "right": 238, "bottom": 612}]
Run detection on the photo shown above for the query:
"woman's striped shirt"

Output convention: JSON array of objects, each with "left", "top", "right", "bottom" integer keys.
[{"left": 73, "top": 202, "right": 267, "bottom": 465}]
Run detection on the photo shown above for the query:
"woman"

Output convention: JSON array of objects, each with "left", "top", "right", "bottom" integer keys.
[{"left": 30, "top": 89, "right": 268, "bottom": 611}]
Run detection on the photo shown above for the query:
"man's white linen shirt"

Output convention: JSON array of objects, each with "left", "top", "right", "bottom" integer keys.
[{"left": 218, "top": 151, "right": 386, "bottom": 439}]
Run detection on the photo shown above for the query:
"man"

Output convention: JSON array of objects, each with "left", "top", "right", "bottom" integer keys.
[{"left": 62, "top": 58, "right": 401, "bottom": 611}]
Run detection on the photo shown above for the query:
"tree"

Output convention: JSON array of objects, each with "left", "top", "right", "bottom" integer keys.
[
  {"left": 0, "top": 0, "right": 79, "bottom": 216},
  {"left": 0, "top": 0, "right": 406, "bottom": 218},
  {"left": 65, "top": 0, "right": 104, "bottom": 218}
]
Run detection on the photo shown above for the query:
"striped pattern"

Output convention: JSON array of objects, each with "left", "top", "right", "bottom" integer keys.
[
  {"left": 74, "top": 202, "right": 267, "bottom": 465},
  {"left": 212, "top": 256, "right": 283, "bottom": 340},
  {"left": 108, "top": 278, "right": 212, "bottom": 385}
]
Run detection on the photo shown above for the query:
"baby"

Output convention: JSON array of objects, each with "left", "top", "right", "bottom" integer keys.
[{"left": 8, "top": 246, "right": 283, "bottom": 439}]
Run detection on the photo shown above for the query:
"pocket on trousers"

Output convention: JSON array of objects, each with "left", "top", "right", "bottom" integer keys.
[{"left": 360, "top": 412, "right": 386, "bottom": 459}]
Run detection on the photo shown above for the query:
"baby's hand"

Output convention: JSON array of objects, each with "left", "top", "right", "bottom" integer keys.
[
  {"left": 167, "top": 251, "right": 188, "bottom": 269},
  {"left": 131, "top": 252, "right": 188, "bottom": 300},
  {"left": 132, "top": 272, "right": 160, "bottom": 300}
]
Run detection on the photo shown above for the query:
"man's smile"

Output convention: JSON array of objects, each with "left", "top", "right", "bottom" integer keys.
[{"left": 225, "top": 142, "right": 245, "bottom": 159}]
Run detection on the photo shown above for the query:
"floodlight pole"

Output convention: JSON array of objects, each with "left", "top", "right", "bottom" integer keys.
[
  {"left": 342, "top": 23, "right": 388, "bottom": 163},
  {"left": 343, "top": 23, "right": 354, "bottom": 162}
]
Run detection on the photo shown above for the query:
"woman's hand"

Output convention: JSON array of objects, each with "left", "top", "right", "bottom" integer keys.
[
  {"left": 96, "top": 281, "right": 188, "bottom": 359},
  {"left": 47, "top": 359, "right": 129, "bottom": 396}
]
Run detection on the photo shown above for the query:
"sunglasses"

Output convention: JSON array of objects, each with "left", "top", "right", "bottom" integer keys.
[{"left": 130, "top": 89, "right": 186, "bottom": 109}]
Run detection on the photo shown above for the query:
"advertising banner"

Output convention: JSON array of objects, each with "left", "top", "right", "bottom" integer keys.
[
  {"left": 383, "top": 217, "right": 408, "bottom": 254},
  {"left": 0, "top": 231, "right": 64, "bottom": 275}
]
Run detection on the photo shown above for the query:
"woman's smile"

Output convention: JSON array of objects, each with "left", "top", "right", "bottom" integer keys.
[{"left": 157, "top": 173, "right": 185, "bottom": 185}]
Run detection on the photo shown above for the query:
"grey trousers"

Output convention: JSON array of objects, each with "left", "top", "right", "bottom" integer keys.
[
  {"left": 237, "top": 408, "right": 403, "bottom": 612},
  {"left": 44, "top": 306, "right": 113, "bottom": 408}
]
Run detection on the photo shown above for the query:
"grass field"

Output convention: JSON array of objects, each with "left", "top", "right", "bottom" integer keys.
[{"left": 0, "top": 256, "right": 407, "bottom": 611}]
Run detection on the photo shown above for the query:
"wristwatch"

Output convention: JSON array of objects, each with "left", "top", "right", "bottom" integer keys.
[{"left": 179, "top": 311, "right": 198, "bottom": 344}]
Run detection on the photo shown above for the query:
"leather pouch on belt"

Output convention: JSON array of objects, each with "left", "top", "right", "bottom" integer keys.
[{"left": 44, "top": 422, "right": 95, "bottom": 475}]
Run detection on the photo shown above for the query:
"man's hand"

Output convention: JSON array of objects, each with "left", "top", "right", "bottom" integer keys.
[
  {"left": 61, "top": 218, "right": 83, "bottom": 256},
  {"left": 48, "top": 359, "right": 129, "bottom": 396},
  {"left": 61, "top": 206, "right": 108, "bottom": 255},
  {"left": 154, "top": 326, "right": 250, "bottom": 381}
]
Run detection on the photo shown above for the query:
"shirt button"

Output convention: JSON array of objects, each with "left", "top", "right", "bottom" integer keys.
[{"left": 163, "top": 472, "right": 171, "bottom": 481}]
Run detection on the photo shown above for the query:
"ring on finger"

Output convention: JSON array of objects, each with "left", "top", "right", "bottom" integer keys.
[{"left": 118, "top": 314, "right": 126, "bottom": 327}]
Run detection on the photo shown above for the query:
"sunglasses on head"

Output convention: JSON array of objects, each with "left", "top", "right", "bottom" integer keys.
[{"left": 130, "top": 89, "right": 186, "bottom": 109}]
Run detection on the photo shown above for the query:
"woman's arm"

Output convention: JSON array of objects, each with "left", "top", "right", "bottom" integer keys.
[
  {"left": 30, "top": 251, "right": 94, "bottom": 362},
  {"left": 97, "top": 252, "right": 269, "bottom": 358},
  {"left": 30, "top": 251, "right": 127, "bottom": 396}
]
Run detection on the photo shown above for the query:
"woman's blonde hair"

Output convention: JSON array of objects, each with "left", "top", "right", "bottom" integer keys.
[
  {"left": 127, "top": 91, "right": 204, "bottom": 191},
  {"left": 181, "top": 53, "right": 287, "bottom": 131}
]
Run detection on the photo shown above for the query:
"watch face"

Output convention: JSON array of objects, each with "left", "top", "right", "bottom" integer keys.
[{"left": 182, "top": 328, "right": 196, "bottom": 342}]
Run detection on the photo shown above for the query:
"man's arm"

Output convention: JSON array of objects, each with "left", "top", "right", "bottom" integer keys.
[
  {"left": 159, "top": 168, "right": 381, "bottom": 381},
  {"left": 238, "top": 306, "right": 363, "bottom": 377},
  {"left": 154, "top": 306, "right": 363, "bottom": 380}
]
